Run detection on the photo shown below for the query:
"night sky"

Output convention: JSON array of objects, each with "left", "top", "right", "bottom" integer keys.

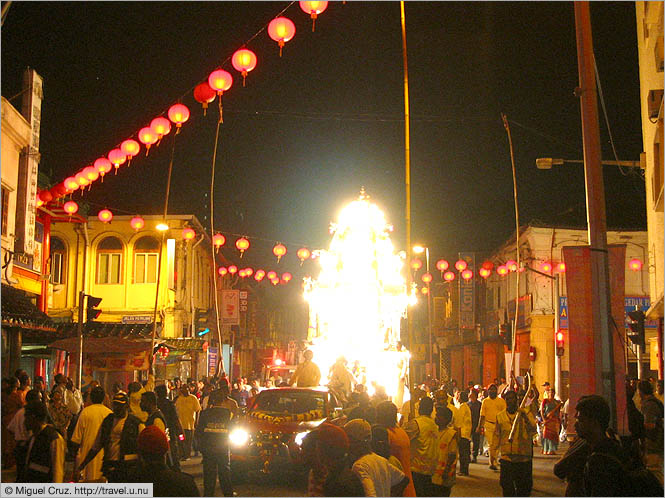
[{"left": 1, "top": 1, "right": 647, "bottom": 272}]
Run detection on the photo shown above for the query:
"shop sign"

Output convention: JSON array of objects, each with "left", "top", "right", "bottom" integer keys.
[
  {"left": 458, "top": 252, "right": 475, "bottom": 329},
  {"left": 89, "top": 351, "right": 149, "bottom": 371},
  {"left": 221, "top": 290, "right": 239, "bottom": 325},
  {"left": 122, "top": 315, "right": 153, "bottom": 324},
  {"left": 559, "top": 296, "right": 657, "bottom": 329},
  {"left": 13, "top": 221, "right": 43, "bottom": 273}
]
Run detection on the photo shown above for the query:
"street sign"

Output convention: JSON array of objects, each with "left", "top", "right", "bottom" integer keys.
[{"left": 122, "top": 315, "right": 152, "bottom": 324}]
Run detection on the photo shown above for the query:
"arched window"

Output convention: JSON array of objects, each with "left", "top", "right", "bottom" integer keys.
[
  {"left": 134, "top": 236, "right": 159, "bottom": 283},
  {"left": 97, "top": 236, "right": 123, "bottom": 284},
  {"left": 50, "top": 237, "right": 66, "bottom": 284}
]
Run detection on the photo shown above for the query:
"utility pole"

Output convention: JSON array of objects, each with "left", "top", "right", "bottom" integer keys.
[
  {"left": 574, "top": 2, "right": 616, "bottom": 427},
  {"left": 77, "top": 291, "right": 85, "bottom": 390}
]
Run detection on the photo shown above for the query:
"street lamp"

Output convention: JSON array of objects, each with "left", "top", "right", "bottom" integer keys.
[
  {"left": 413, "top": 245, "right": 434, "bottom": 378},
  {"left": 535, "top": 157, "right": 641, "bottom": 170}
]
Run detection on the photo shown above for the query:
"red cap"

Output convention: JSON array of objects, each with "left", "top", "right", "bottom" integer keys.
[
  {"left": 137, "top": 425, "right": 169, "bottom": 456},
  {"left": 317, "top": 422, "right": 349, "bottom": 450}
]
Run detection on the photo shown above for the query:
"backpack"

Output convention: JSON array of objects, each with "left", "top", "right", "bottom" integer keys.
[{"left": 591, "top": 450, "right": 663, "bottom": 497}]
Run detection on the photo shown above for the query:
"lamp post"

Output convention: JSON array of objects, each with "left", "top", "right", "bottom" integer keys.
[
  {"left": 414, "top": 245, "right": 433, "bottom": 378},
  {"left": 535, "top": 157, "right": 641, "bottom": 169}
]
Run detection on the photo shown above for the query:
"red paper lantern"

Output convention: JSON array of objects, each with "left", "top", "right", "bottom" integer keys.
[
  {"left": 36, "top": 197, "right": 44, "bottom": 208},
  {"left": 421, "top": 272, "right": 433, "bottom": 284},
  {"left": 461, "top": 269, "right": 473, "bottom": 280},
  {"left": 479, "top": 268, "right": 491, "bottom": 279},
  {"left": 130, "top": 216, "right": 145, "bottom": 231},
  {"left": 267, "top": 271, "right": 277, "bottom": 280},
  {"left": 556, "top": 262, "right": 566, "bottom": 273},
  {"left": 235, "top": 237, "right": 250, "bottom": 257},
  {"left": 245, "top": 268, "right": 254, "bottom": 277},
  {"left": 218, "top": 267, "right": 228, "bottom": 276},
  {"left": 421, "top": 287, "right": 429, "bottom": 295},
  {"left": 272, "top": 278, "right": 279, "bottom": 286},
  {"left": 94, "top": 158, "right": 113, "bottom": 179},
  {"left": 273, "top": 243, "right": 287, "bottom": 262},
  {"left": 481, "top": 260, "right": 494, "bottom": 270},
  {"left": 108, "top": 148, "right": 127, "bottom": 172},
  {"left": 231, "top": 48, "right": 257, "bottom": 86},
  {"left": 540, "top": 261, "right": 553, "bottom": 273},
  {"left": 436, "top": 259, "right": 449, "bottom": 272},
  {"left": 63, "top": 200, "right": 79, "bottom": 215},
  {"left": 239, "top": 269, "right": 247, "bottom": 278},
  {"left": 255, "top": 269, "right": 266, "bottom": 281},
  {"left": 297, "top": 247, "right": 311, "bottom": 263},
  {"left": 212, "top": 233, "right": 226, "bottom": 251},
  {"left": 51, "top": 183, "right": 68, "bottom": 199},
  {"left": 208, "top": 69, "right": 233, "bottom": 95},
  {"left": 194, "top": 82, "right": 216, "bottom": 115},
  {"left": 505, "top": 260, "right": 518, "bottom": 272},
  {"left": 75, "top": 172, "right": 90, "bottom": 187},
  {"left": 138, "top": 127, "right": 158, "bottom": 154},
  {"left": 628, "top": 258, "right": 643, "bottom": 271},
  {"left": 268, "top": 17, "right": 296, "bottom": 57},
  {"left": 83, "top": 165, "right": 99, "bottom": 183},
  {"left": 455, "top": 259, "right": 467, "bottom": 272},
  {"left": 182, "top": 227, "right": 196, "bottom": 241},
  {"left": 497, "top": 265, "right": 509, "bottom": 276},
  {"left": 168, "top": 104, "right": 190, "bottom": 128},
  {"left": 443, "top": 271, "right": 455, "bottom": 282},
  {"left": 64, "top": 176, "right": 80, "bottom": 191},
  {"left": 38, "top": 190, "right": 53, "bottom": 204},
  {"left": 151, "top": 117, "right": 171, "bottom": 139},
  {"left": 98, "top": 209, "right": 113, "bottom": 223},
  {"left": 282, "top": 272, "right": 293, "bottom": 283},
  {"left": 228, "top": 265, "right": 238, "bottom": 275},
  {"left": 299, "top": 1, "right": 328, "bottom": 31},
  {"left": 121, "top": 139, "right": 141, "bottom": 160},
  {"left": 411, "top": 258, "right": 422, "bottom": 271}
]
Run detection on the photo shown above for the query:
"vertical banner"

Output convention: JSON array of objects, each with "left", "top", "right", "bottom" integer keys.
[
  {"left": 207, "top": 346, "right": 218, "bottom": 378},
  {"left": 458, "top": 252, "right": 475, "bottom": 329},
  {"left": 221, "top": 290, "right": 239, "bottom": 325}
]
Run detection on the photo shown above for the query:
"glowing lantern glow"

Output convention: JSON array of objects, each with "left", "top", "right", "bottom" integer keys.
[
  {"left": 228, "top": 265, "right": 238, "bottom": 275},
  {"left": 628, "top": 258, "right": 643, "bottom": 271},
  {"left": 193, "top": 82, "right": 216, "bottom": 115},
  {"left": 245, "top": 268, "right": 254, "bottom": 277},
  {"left": 208, "top": 69, "right": 233, "bottom": 95},
  {"left": 94, "top": 158, "right": 113, "bottom": 181},
  {"left": 235, "top": 237, "right": 250, "bottom": 257},
  {"left": 64, "top": 176, "right": 80, "bottom": 191},
  {"left": 267, "top": 271, "right": 277, "bottom": 280},
  {"left": 39, "top": 190, "right": 53, "bottom": 204},
  {"left": 436, "top": 259, "right": 449, "bottom": 272},
  {"left": 239, "top": 269, "right": 247, "bottom": 278},
  {"left": 461, "top": 269, "right": 473, "bottom": 280},
  {"left": 273, "top": 243, "right": 287, "bottom": 262},
  {"left": 299, "top": 1, "right": 328, "bottom": 31},
  {"left": 455, "top": 259, "right": 468, "bottom": 272},
  {"left": 555, "top": 262, "right": 566, "bottom": 273},
  {"left": 150, "top": 117, "right": 171, "bottom": 139},
  {"left": 421, "top": 287, "right": 429, "bottom": 295},
  {"left": 108, "top": 148, "right": 127, "bottom": 172},
  {"left": 182, "top": 228, "right": 196, "bottom": 241},
  {"left": 130, "top": 216, "right": 145, "bottom": 231},
  {"left": 231, "top": 48, "right": 257, "bottom": 86},
  {"left": 297, "top": 247, "right": 311, "bottom": 263},
  {"left": 138, "top": 127, "right": 158, "bottom": 154},
  {"left": 497, "top": 265, "right": 509, "bottom": 276},
  {"left": 540, "top": 261, "right": 553, "bottom": 273},
  {"left": 505, "top": 259, "right": 518, "bottom": 272},
  {"left": 63, "top": 200, "right": 79, "bottom": 215},
  {"left": 83, "top": 166, "right": 99, "bottom": 183},
  {"left": 421, "top": 272, "right": 433, "bottom": 284},
  {"left": 268, "top": 17, "right": 296, "bottom": 57},
  {"left": 479, "top": 267, "right": 491, "bottom": 278},
  {"left": 255, "top": 269, "right": 266, "bottom": 281},
  {"left": 411, "top": 258, "right": 422, "bottom": 271},
  {"left": 36, "top": 197, "right": 44, "bottom": 208},
  {"left": 168, "top": 104, "right": 190, "bottom": 129},
  {"left": 481, "top": 260, "right": 494, "bottom": 270},
  {"left": 212, "top": 233, "right": 226, "bottom": 251},
  {"left": 98, "top": 209, "right": 113, "bottom": 224},
  {"left": 271, "top": 278, "right": 279, "bottom": 285},
  {"left": 75, "top": 172, "right": 90, "bottom": 187},
  {"left": 218, "top": 267, "right": 228, "bottom": 276},
  {"left": 443, "top": 271, "right": 455, "bottom": 282},
  {"left": 121, "top": 139, "right": 140, "bottom": 161},
  {"left": 282, "top": 272, "right": 292, "bottom": 283}
]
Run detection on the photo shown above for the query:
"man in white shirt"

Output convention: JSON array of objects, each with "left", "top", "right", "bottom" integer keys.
[{"left": 344, "top": 418, "right": 409, "bottom": 497}]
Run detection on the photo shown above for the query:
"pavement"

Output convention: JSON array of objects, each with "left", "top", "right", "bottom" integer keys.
[{"left": 2, "top": 444, "right": 568, "bottom": 497}]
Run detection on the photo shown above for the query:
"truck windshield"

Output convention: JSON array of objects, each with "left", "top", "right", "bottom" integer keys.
[{"left": 252, "top": 391, "right": 326, "bottom": 415}]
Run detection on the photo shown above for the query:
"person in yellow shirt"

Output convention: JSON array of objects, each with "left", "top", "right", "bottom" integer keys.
[
  {"left": 455, "top": 391, "right": 472, "bottom": 476},
  {"left": 477, "top": 384, "right": 506, "bottom": 470},
  {"left": 175, "top": 385, "right": 201, "bottom": 460},
  {"left": 290, "top": 350, "right": 322, "bottom": 388},
  {"left": 491, "top": 389, "right": 538, "bottom": 496},
  {"left": 432, "top": 404, "right": 458, "bottom": 497}
]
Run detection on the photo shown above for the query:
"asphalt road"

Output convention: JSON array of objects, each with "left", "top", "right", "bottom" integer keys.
[{"left": 181, "top": 444, "right": 568, "bottom": 497}]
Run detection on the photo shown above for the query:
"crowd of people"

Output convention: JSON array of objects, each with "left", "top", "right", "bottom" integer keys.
[{"left": 1, "top": 362, "right": 663, "bottom": 497}]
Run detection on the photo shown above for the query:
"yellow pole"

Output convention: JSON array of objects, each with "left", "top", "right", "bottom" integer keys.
[{"left": 400, "top": 1, "right": 415, "bottom": 420}]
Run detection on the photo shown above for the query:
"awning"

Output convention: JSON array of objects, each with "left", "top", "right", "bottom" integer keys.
[
  {"left": 1, "top": 283, "right": 56, "bottom": 333},
  {"left": 49, "top": 322, "right": 158, "bottom": 354}
]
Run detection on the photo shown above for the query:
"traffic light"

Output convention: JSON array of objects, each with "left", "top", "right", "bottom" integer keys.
[
  {"left": 86, "top": 295, "right": 102, "bottom": 322},
  {"left": 499, "top": 322, "right": 512, "bottom": 350},
  {"left": 626, "top": 309, "right": 646, "bottom": 349},
  {"left": 555, "top": 330, "right": 565, "bottom": 357},
  {"left": 195, "top": 309, "right": 210, "bottom": 337}
]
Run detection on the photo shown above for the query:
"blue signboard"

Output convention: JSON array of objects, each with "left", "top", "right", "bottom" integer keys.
[
  {"left": 207, "top": 347, "right": 218, "bottom": 377},
  {"left": 559, "top": 296, "right": 656, "bottom": 329}
]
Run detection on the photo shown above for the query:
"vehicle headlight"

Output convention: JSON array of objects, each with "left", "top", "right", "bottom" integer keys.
[
  {"left": 230, "top": 428, "right": 250, "bottom": 446},
  {"left": 294, "top": 431, "right": 310, "bottom": 446}
]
